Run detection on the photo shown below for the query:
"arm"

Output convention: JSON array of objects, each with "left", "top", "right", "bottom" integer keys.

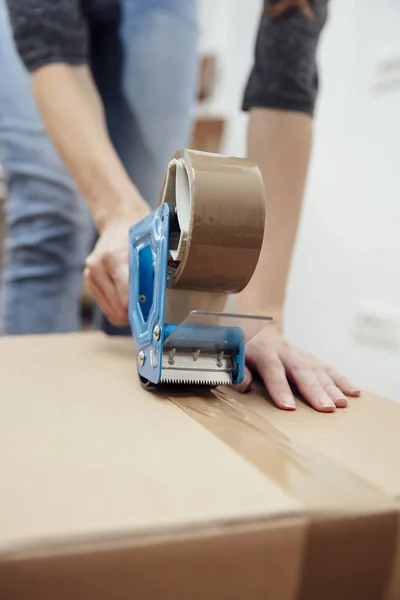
[
  {"left": 234, "top": 0, "right": 323, "bottom": 323},
  {"left": 5, "top": 0, "right": 149, "bottom": 323},
  {"left": 32, "top": 64, "right": 148, "bottom": 231},
  {"left": 233, "top": 2, "right": 360, "bottom": 411},
  {"left": 32, "top": 64, "right": 149, "bottom": 324},
  {"left": 5, "top": 0, "right": 143, "bottom": 228},
  {"left": 234, "top": 108, "right": 312, "bottom": 325}
]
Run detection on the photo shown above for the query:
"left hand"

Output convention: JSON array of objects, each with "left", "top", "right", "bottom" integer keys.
[
  {"left": 236, "top": 324, "right": 360, "bottom": 412},
  {"left": 84, "top": 206, "right": 149, "bottom": 326}
]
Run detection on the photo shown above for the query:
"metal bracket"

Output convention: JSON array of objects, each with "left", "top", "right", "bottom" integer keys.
[{"left": 129, "top": 203, "right": 170, "bottom": 384}]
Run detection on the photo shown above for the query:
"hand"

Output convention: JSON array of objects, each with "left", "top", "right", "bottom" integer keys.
[
  {"left": 84, "top": 205, "right": 149, "bottom": 326},
  {"left": 237, "top": 323, "right": 360, "bottom": 412}
]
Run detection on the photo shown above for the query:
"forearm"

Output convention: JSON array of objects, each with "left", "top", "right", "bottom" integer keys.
[
  {"left": 32, "top": 64, "right": 148, "bottom": 231},
  {"left": 236, "top": 0, "right": 328, "bottom": 325},
  {"left": 235, "top": 108, "right": 313, "bottom": 323}
]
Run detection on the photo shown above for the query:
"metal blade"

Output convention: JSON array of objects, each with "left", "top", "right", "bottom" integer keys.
[{"left": 160, "top": 370, "right": 231, "bottom": 386}]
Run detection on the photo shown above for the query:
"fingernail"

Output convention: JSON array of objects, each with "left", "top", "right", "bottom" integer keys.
[
  {"left": 334, "top": 395, "right": 348, "bottom": 408},
  {"left": 279, "top": 393, "right": 296, "bottom": 410},
  {"left": 344, "top": 379, "right": 360, "bottom": 395},
  {"left": 315, "top": 392, "right": 336, "bottom": 411}
]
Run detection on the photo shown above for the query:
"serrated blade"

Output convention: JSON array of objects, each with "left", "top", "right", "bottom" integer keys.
[
  {"left": 160, "top": 370, "right": 231, "bottom": 386},
  {"left": 160, "top": 350, "right": 234, "bottom": 386}
]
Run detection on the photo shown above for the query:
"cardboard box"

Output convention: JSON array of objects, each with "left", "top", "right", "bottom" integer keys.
[
  {"left": 0, "top": 333, "right": 399, "bottom": 600},
  {"left": 189, "top": 117, "right": 225, "bottom": 154}
]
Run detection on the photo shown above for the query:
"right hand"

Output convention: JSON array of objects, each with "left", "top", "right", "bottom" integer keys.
[
  {"left": 84, "top": 205, "right": 150, "bottom": 326},
  {"left": 234, "top": 321, "right": 360, "bottom": 412}
]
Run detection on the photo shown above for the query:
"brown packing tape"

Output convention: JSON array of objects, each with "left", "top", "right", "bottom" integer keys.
[
  {"left": 166, "top": 389, "right": 399, "bottom": 600},
  {"left": 152, "top": 149, "right": 397, "bottom": 595},
  {"left": 160, "top": 149, "right": 266, "bottom": 322},
  {"left": 161, "top": 149, "right": 265, "bottom": 292},
  {"left": 163, "top": 288, "right": 227, "bottom": 326},
  {"left": 132, "top": 147, "right": 397, "bottom": 594}
]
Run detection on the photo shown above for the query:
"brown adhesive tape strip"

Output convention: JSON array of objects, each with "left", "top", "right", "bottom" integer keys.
[
  {"left": 165, "top": 388, "right": 398, "bottom": 600},
  {"left": 159, "top": 149, "right": 265, "bottom": 322},
  {"left": 156, "top": 151, "right": 397, "bottom": 591},
  {"left": 160, "top": 149, "right": 266, "bottom": 324}
]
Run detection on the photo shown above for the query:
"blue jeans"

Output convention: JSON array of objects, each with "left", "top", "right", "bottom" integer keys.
[{"left": 0, "top": 0, "right": 199, "bottom": 334}]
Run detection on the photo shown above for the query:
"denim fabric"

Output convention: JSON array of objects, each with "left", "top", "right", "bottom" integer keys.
[{"left": 0, "top": 0, "right": 198, "bottom": 334}]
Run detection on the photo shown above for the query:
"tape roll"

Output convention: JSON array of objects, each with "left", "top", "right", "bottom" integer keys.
[{"left": 160, "top": 149, "right": 266, "bottom": 294}]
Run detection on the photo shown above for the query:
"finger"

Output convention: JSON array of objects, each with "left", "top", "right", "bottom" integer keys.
[
  {"left": 86, "top": 260, "right": 127, "bottom": 324},
  {"left": 256, "top": 356, "right": 296, "bottom": 410},
  {"left": 103, "top": 253, "right": 130, "bottom": 313},
  {"left": 233, "top": 366, "right": 253, "bottom": 393},
  {"left": 316, "top": 370, "right": 348, "bottom": 408},
  {"left": 85, "top": 271, "right": 126, "bottom": 326},
  {"left": 86, "top": 274, "right": 120, "bottom": 325},
  {"left": 86, "top": 271, "right": 125, "bottom": 325},
  {"left": 287, "top": 365, "right": 336, "bottom": 412},
  {"left": 326, "top": 367, "right": 360, "bottom": 397}
]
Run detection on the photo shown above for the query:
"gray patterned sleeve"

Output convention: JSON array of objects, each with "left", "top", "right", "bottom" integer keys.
[
  {"left": 5, "top": 0, "right": 88, "bottom": 72},
  {"left": 242, "top": 0, "right": 329, "bottom": 116}
]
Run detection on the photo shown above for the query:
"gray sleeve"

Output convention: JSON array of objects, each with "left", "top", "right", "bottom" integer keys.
[
  {"left": 242, "top": 0, "right": 329, "bottom": 116},
  {"left": 5, "top": 0, "right": 88, "bottom": 72}
]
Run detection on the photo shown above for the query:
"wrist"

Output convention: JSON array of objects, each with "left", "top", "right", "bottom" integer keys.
[
  {"left": 232, "top": 292, "right": 284, "bottom": 319},
  {"left": 231, "top": 297, "right": 284, "bottom": 331},
  {"left": 95, "top": 189, "right": 150, "bottom": 232}
]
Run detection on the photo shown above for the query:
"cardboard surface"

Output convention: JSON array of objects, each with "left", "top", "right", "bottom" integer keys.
[
  {"left": 0, "top": 334, "right": 297, "bottom": 548},
  {"left": 240, "top": 387, "right": 400, "bottom": 500},
  {"left": 0, "top": 332, "right": 399, "bottom": 599}
]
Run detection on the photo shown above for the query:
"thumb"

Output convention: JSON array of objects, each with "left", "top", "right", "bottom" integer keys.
[{"left": 232, "top": 366, "right": 253, "bottom": 393}]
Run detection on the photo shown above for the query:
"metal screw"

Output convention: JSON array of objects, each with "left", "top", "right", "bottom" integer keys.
[
  {"left": 139, "top": 294, "right": 146, "bottom": 303},
  {"left": 153, "top": 325, "right": 161, "bottom": 342},
  {"left": 138, "top": 351, "right": 146, "bottom": 367}
]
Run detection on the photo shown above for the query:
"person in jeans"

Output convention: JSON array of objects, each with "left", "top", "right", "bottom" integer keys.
[{"left": 0, "top": 0, "right": 360, "bottom": 411}]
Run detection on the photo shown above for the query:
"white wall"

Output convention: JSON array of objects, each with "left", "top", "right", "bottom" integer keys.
[
  {"left": 199, "top": 0, "right": 400, "bottom": 401},
  {"left": 197, "top": 0, "right": 261, "bottom": 151}
]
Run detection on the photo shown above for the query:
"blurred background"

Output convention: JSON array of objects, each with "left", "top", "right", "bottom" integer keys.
[{"left": 1, "top": 0, "right": 400, "bottom": 401}]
